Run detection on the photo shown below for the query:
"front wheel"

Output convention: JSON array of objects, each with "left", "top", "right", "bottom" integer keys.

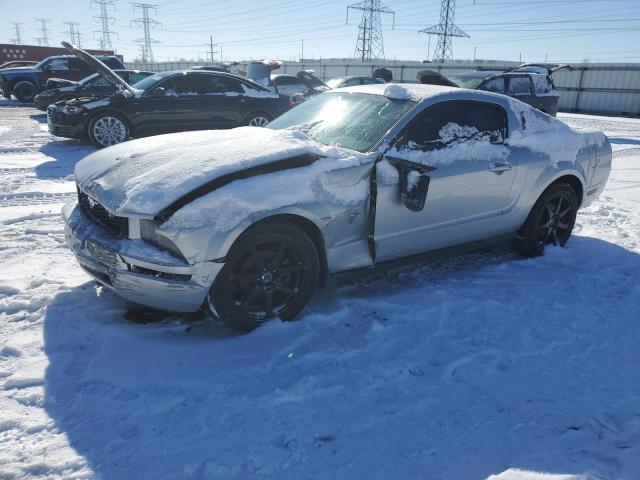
[
  {"left": 209, "top": 221, "right": 320, "bottom": 332},
  {"left": 13, "top": 81, "right": 38, "bottom": 103},
  {"left": 516, "top": 182, "right": 578, "bottom": 257},
  {"left": 246, "top": 112, "right": 272, "bottom": 127},
  {"left": 88, "top": 113, "right": 129, "bottom": 148}
]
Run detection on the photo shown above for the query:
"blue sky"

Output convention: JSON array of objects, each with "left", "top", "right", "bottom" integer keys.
[{"left": 2, "top": 0, "right": 640, "bottom": 63}]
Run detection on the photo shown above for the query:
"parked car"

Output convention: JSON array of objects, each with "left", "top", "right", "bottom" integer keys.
[
  {"left": 188, "top": 62, "right": 238, "bottom": 73},
  {"left": 325, "top": 76, "right": 384, "bottom": 89},
  {"left": 0, "top": 54, "right": 124, "bottom": 102},
  {"left": 0, "top": 60, "right": 37, "bottom": 70},
  {"left": 417, "top": 64, "right": 571, "bottom": 116},
  {"left": 63, "top": 82, "right": 611, "bottom": 332},
  {"left": 34, "top": 69, "right": 154, "bottom": 111},
  {"left": 245, "top": 61, "right": 328, "bottom": 102},
  {"left": 48, "top": 43, "right": 291, "bottom": 148}
]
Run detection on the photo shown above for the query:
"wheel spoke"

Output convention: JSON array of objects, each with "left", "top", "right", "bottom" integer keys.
[
  {"left": 272, "top": 243, "right": 286, "bottom": 267},
  {"left": 278, "top": 264, "right": 303, "bottom": 275},
  {"left": 555, "top": 196, "right": 564, "bottom": 216},
  {"left": 559, "top": 206, "right": 572, "bottom": 219},
  {"left": 264, "top": 288, "right": 274, "bottom": 316},
  {"left": 556, "top": 221, "right": 569, "bottom": 231},
  {"left": 552, "top": 227, "right": 559, "bottom": 245}
]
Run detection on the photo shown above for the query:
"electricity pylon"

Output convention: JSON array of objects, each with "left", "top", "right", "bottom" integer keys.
[
  {"left": 347, "top": 0, "right": 395, "bottom": 61},
  {"left": 419, "top": 0, "right": 468, "bottom": 62}
]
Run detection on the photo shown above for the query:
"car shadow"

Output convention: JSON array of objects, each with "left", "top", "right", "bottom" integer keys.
[
  {"left": 42, "top": 236, "right": 640, "bottom": 479},
  {"left": 608, "top": 136, "right": 640, "bottom": 146},
  {"left": 30, "top": 112, "right": 47, "bottom": 123},
  {"left": 34, "top": 140, "right": 94, "bottom": 180}
]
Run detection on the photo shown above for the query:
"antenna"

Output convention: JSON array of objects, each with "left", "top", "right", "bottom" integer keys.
[
  {"left": 34, "top": 18, "right": 51, "bottom": 46},
  {"left": 419, "top": 0, "right": 469, "bottom": 62},
  {"left": 131, "top": 3, "right": 161, "bottom": 63},
  {"left": 63, "top": 22, "right": 82, "bottom": 47},
  {"left": 11, "top": 23, "right": 24, "bottom": 45},
  {"left": 346, "top": 0, "right": 395, "bottom": 61},
  {"left": 91, "top": 0, "right": 117, "bottom": 51}
]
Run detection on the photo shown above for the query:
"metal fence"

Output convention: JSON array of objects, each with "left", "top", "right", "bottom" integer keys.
[{"left": 125, "top": 60, "right": 640, "bottom": 116}]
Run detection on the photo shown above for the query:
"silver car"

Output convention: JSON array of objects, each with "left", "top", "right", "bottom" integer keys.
[{"left": 63, "top": 83, "right": 611, "bottom": 331}]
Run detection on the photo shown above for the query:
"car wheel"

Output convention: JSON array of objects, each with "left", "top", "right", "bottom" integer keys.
[
  {"left": 516, "top": 182, "right": 578, "bottom": 257},
  {"left": 88, "top": 113, "right": 129, "bottom": 148},
  {"left": 246, "top": 113, "right": 272, "bottom": 127},
  {"left": 13, "top": 81, "right": 38, "bottom": 103},
  {"left": 209, "top": 221, "right": 320, "bottom": 332}
]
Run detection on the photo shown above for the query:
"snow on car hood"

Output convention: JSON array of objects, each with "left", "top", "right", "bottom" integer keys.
[{"left": 75, "top": 127, "right": 369, "bottom": 218}]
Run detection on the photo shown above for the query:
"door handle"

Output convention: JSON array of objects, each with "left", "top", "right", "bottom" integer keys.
[{"left": 489, "top": 161, "right": 512, "bottom": 174}]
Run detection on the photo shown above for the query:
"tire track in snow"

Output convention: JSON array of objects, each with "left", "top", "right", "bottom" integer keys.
[{"left": 0, "top": 191, "right": 76, "bottom": 207}]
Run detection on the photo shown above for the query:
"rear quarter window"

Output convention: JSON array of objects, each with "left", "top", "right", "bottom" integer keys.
[
  {"left": 479, "top": 77, "right": 505, "bottom": 94},
  {"left": 532, "top": 74, "right": 557, "bottom": 96},
  {"left": 508, "top": 77, "right": 533, "bottom": 96}
]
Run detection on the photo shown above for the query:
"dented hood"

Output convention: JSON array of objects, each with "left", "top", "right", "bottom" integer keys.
[{"left": 74, "top": 127, "right": 325, "bottom": 218}]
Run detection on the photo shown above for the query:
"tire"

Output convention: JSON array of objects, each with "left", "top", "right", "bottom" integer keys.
[
  {"left": 516, "top": 182, "right": 579, "bottom": 257},
  {"left": 246, "top": 112, "right": 272, "bottom": 127},
  {"left": 13, "top": 81, "right": 38, "bottom": 103},
  {"left": 209, "top": 221, "right": 320, "bottom": 332},
  {"left": 87, "top": 113, "right": 129, "bottom": 148}
]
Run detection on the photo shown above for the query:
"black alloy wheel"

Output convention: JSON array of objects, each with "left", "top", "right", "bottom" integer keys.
[
  {"left": 516, "top": 182, "right": 578, "bottom": 257},
  {"left": 210, "top": 221, "right": 319, "bottom": 332}
]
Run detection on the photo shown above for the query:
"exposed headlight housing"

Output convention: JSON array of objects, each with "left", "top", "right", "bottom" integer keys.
[
  {"left": 140, "top": 219, "right": 185, "bottom": 260},
  {"left": 62, "top": 105, "right": 85, "bottom": 115}
]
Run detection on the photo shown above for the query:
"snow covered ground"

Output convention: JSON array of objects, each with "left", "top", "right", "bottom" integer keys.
[{"left": 0, "top": 100, "right": 639, "bottom": 480}]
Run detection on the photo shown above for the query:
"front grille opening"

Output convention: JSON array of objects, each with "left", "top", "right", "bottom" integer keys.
[
  {"left": 126, "top": 263, "right": 191, "bottom": 282},
  {"left": 78, "top": 188, "right": 129, "bottom": 237}
]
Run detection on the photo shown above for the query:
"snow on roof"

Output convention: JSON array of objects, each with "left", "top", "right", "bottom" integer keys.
[{"left": 339, "top": 82, "right": 458, "bottom": 101}]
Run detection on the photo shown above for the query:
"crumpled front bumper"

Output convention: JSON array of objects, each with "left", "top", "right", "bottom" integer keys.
[{"left": 62, "top": 201, "right": 224, "bottom": 313}]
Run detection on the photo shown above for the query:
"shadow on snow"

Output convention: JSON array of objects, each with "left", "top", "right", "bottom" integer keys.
[{"left": 42, "top": 237, "right": 640, "bottom": 479}]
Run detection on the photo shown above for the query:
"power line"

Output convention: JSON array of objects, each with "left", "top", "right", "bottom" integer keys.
[
  {"left": 63, "top": 22, "right": 83, "bottom": 47},
  {"left": 92, "top": 0, "right": 117, "bottom": 50},
  {"left": 347, "top": 0, "right": 395, "bottom": 61},
  {"left": 34, "top": 18, "right": 51, "bottom": 46},
  {"left": 10, "top": 23, "right": 23, "bottom": 45},
  {"left": 132, "top": 3, "right": 161, "bottom": 62},
  {"left": 419, "top": 0, "right": 468, "bottom": 62}
]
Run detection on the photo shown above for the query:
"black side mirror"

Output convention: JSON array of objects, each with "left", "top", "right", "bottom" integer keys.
[
  {"left": 384, "top": 155, "right": 436, "bottom": 212},
  {"left": 151, "top": 86, "right": 166, "bottom": 97}
]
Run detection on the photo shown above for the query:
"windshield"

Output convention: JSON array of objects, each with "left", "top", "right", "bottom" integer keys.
[
  {"left": 130, "top": 72, "right": 166, "bottom": 91},
  {"left": 325, "top": 78, "right": 345, "bottom": 89},
  {"left": 267, "top": 92, "right": 415, "bottom": 152},
  {"left": 447, "top": 74, "right": 486, "bottom": 89},
  {"left": 79, "top": 73, "right": 100, "bottom": 85}
]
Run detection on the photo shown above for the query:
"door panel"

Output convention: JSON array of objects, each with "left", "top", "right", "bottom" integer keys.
[{"left": 374, "top": 100, "right": 518, "bottom": 262}]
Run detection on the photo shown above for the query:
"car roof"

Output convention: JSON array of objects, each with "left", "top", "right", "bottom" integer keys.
[
  {"left": 151, "top": 70, "right": 271, "bottom": 91},
  {"left": 338, "top": 83, "right": 459, "bottom": 101},
  {"left": 46, "top": 54, "right": 118, "bottom": 60}
]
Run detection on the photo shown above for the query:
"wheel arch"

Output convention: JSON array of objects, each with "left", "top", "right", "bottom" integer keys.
[
  {"left": 541, "top": 173, "right": 585, "bottom": 207},
  {"left": 218, "top": 210, "right": 329, "bottom": 287},
  {"left": 244, "top": 109, "right": 274, "bottom": 124}
]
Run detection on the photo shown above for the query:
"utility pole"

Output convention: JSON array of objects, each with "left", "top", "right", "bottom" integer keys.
[
  {"left": 301, "top": 39, "right": 304, "bottom": 62},
  {"left": 419, "top": 0, "right": 468, "bottom": 62},
  {"left": 132, "top": 3, "right": 161, "bottom": 63},
  {"left": 347, "top": 0, "right": 395, "bottom": 61},
  {"left": 91, "top": 0, "right": 117, "bottom": 51},
  {"left": 34, "top": 18, "right": 51, "bottom": 46},
  {"left": 10, "top": 23, "right": 23, "bottom": 45},
  {"left": 206, "top": 35, "right": 218, "bottom": 62},
  {"left": 63, "top": 22, "right": 82, "bottom": 47}
]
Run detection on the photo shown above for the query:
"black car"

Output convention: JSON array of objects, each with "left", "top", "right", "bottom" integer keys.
[
  {"left": 0, "top": 54, "right": 124, "bottom": 102},
  {"left": 35, "top": 70, "right": 154, "bottom": 111},
  {"left": 417, "top": 63, "right": 571, "bottom": 117},
  {"left": 48, "top": 43, "right": 292, "bottom": 148}
]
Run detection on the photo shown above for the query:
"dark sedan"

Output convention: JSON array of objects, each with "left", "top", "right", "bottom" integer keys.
[
  {"left": 35, "top": 70, "right": 153, "bottom": 111},
  {"left": 48, "top": 43, "right": 292, "bottom": 148}
]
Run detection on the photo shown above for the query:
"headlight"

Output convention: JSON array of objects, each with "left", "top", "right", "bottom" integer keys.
[
  {"left": 62, "top": 105, "right": 85, "bottom": 115},
  {"left": 140, "top": 220, "right": 185, "bottom": 260}
]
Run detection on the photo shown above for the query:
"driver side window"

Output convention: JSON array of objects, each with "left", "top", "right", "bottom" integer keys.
[{"left": 403, "top": 101, "right": 507, "bottom": 150}]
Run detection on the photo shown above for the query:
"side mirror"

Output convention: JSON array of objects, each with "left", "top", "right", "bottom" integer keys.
[
  {"left": 384, "top": 156, "right": 436, "bottom": 212},
  {"left": 291, "top": 93, "right": 305, "bottom": 105},
  {"left": 151, "top": 86, "right": 166, "bottom": 97}
]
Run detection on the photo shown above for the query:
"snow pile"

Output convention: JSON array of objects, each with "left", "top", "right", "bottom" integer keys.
[
  {"left": 341, "top": 82, "right": 457, "bottom": 101},
  {"left": 487, "top": 469, "right": 591, "bottom": 480},
  {"left": 507, "top": 101, "right": 606, "bottom": 166},
  {"left": 75, "top": 127, "right": 371, "bottom": 217}
]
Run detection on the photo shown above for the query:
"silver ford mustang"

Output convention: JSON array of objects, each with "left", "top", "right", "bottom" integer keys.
[{"left": 63, "top": 82, "right": 611, "bottom": 331}]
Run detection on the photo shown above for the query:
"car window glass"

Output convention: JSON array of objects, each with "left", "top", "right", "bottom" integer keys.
[
  {"left": 88, "top": 76, "right": 111, "bottom": 87},
  {"left": 361, "top": 78, "right": 378, "bottom": 85},
  {"left": 479, "top": 77, "right": 505, "bottom": 93},
  {"left": 404, "top": 101, "right": 507, "bottom": 150},
  {"left": 508, "top": 76, "right": 532, "bottom": 96},
  {"left": 68, "top": 58, "right": 88, "bottom": 70},
  {"left": 274, "top": 76, "right": 301, "bottom": 86},
  {"left": 49, "top": 58, "right": 70, "bottom": 70},
  {"left": 532, "top": 74, "right": 555, "bottom": 95},
  {"left": 102, "top": 58, "right": 121, "bottom": 68},
  {"left": 207, "top": 75, "right": 243, "bottom": 94},
  {"left": 163, "top": 74, "right": 209, "bottom": 95},
  {"left": 128, "top": 72, "right": 151, "bottom": 84},
  {"left": 343, "top": 78, "right": 360, "bottom": 87}
]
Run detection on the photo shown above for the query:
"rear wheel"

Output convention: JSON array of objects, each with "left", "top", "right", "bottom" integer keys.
[
  {"left": 88, "top": 113, "right": 129, "bottom": 148},
  {"left": 246, "top": 112, "right": 272, "bottom": 127},
  {"left": 13, "top": 81, "right": 38, "bottom": 103},
  {"left": 516, "top": 182, "right": 578, "bottom": 257},
  {"left": 209, "top": 221, "right": 319, "bottom": 332}
]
